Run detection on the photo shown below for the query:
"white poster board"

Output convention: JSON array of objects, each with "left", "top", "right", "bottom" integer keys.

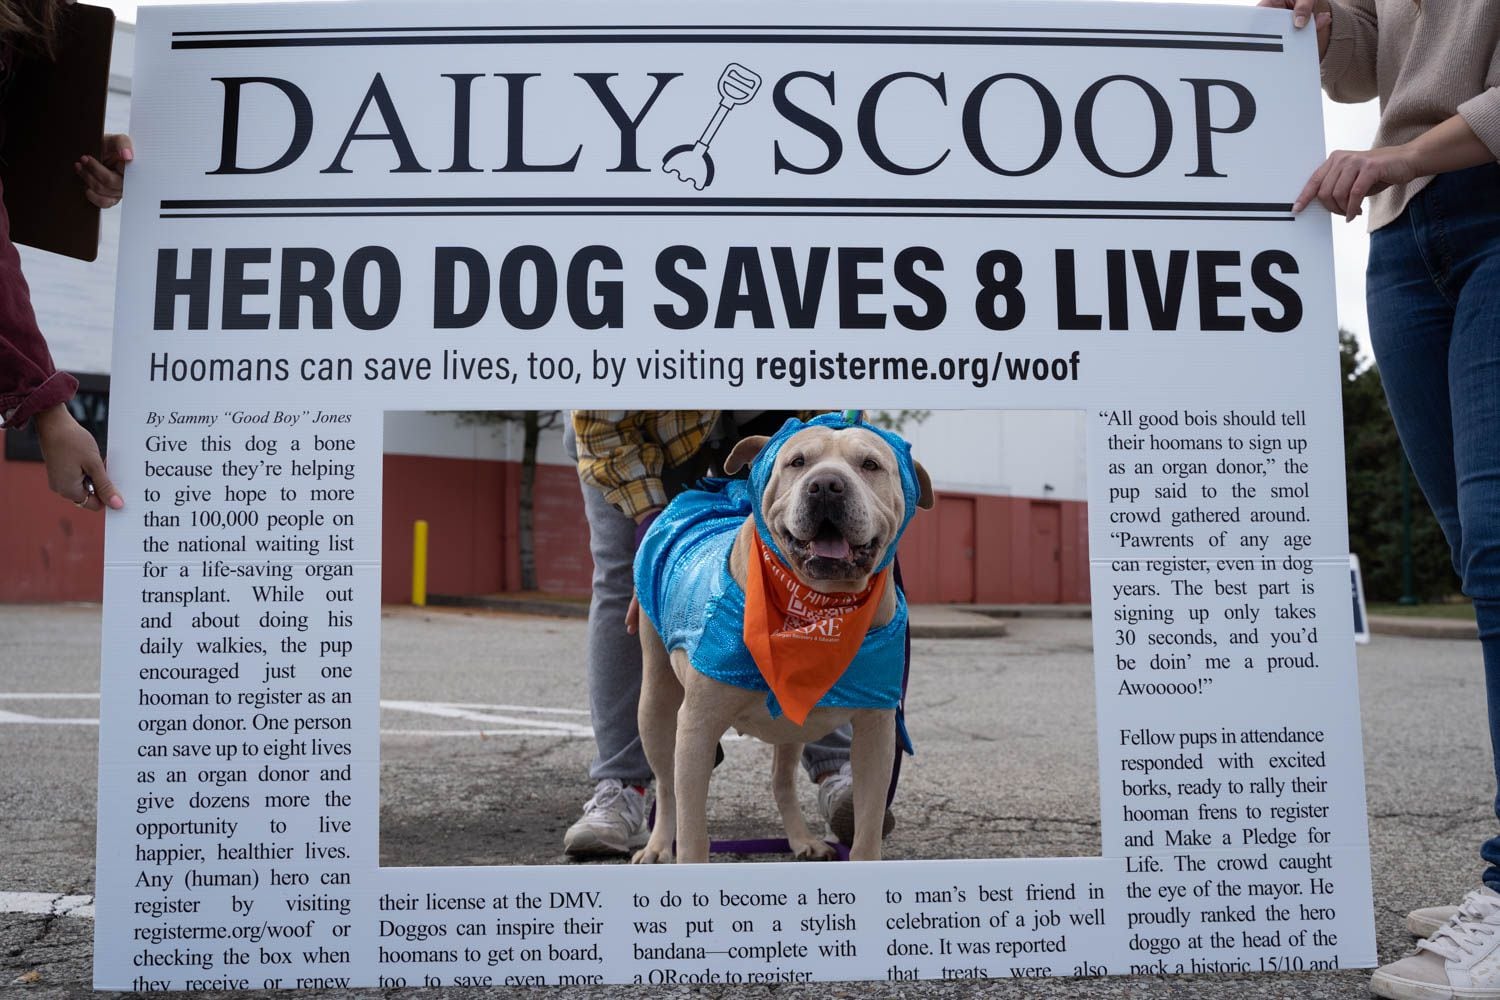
[{"left": 97, "top": 1, "right": 1373, "bottom": 989}]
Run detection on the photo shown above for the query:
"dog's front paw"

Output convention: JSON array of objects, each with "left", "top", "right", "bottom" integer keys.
[
  {"left": 789, "top": 837, "right": 836, "bottom": 862},
  {"left": 631, "top": 841, "right": 674, "bottom": 864}
]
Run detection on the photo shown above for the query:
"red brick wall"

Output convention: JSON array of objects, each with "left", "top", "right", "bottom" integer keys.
[
  {"left": 380, "top": 455, "right": 591, "bottom": 604},
  {"left": 524, "top": 463, "right": 594, "bottom": 594},
  {"left": 381, "top": 454, "right": 507, "bottom": 604},
  {"left": 899, "top": 494, "right": 1090, "bottom": 605},
  {"left": 0, "top": 439, "right": 106, "bottom": 602}
]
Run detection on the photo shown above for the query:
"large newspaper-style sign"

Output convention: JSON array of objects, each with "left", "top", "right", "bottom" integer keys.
[{"left": 99, "top": 1, "right": 1373, "bottom": 990}]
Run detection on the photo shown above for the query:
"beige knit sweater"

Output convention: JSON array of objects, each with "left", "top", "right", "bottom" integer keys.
[{"left": 1320, "top": 0, "right": 1500, "bottom": 230}]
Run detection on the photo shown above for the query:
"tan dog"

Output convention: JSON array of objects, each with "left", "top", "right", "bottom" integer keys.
[{"left": 633, "top": 424, "right": 933, "bottom": 864}]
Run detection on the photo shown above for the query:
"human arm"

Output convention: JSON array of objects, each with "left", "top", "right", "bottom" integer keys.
[
  {"left": 0, "top": 313, "right": 120, "bottom": 511},
  {"left": 0, "top": 317, "right": 121, "bottom": 511},
  {"left": 573, "top": 410, "right": 717, "bottom": 521},
  {"left": 573, "top": 410, "right": 668, "bottom": 636},
  {"left": 1294, "top": 114, "right": 1497, "bottom": 220},
  {"left": 0, "top": 163, "right": 74, "bottom": 427},
  {"left": 74, "top": 133, "right": 131, "bottom": 208},
  {"left": 0, "top": 173, "right": 120, "bottom": 510},
  {"left": 1319, "top": 0, "right": 1380, "bottom": 104},
  {"left": 0, "top": 324, "right": 74, "bottom": 429},
  {"left": 1257, "top": 0, "right": 1378, "bottom": 103},
  {"left": 573, "top": 410, "right": 672, "bottom": 522},
  {"left": 1455, "top": 39, "right": 1500, "bottom": 166}
]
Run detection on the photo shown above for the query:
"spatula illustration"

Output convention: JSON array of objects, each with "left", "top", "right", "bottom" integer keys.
[{"left": 661, "top": 63, "right": 762, "bottom": 191}]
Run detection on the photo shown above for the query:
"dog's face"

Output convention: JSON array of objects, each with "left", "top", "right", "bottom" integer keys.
[{"left": 727, "top": 426, "right": 934, "bottom": 593}]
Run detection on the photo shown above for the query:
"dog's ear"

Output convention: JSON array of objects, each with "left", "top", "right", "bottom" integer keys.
[
  {"left": 915, "top": 461, "right": 935, "bottom": 510},
  {"left": 723, "top": 435, "right": 771, "bottom": 475}
]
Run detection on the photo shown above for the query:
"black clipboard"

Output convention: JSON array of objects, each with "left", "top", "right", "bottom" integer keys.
[{"left": 0, "top": 3, "right": 115, "bottom": 262}]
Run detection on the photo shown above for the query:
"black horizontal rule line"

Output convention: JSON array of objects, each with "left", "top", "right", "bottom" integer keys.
[
  {"left": 170, "top": 24, "right": 1281, "bottom": 40},
  {"left": 160, "top": 210, "right": 1296, "bottom": 222},
  {"left": 170, "top": 34, "right": 1281, "bottom": 52},
  {"left": 159, "top": 197, "right": 1293, "bottom": 213}
]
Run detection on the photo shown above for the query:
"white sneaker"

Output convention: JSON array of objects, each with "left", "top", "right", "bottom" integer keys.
[
  {"left": 815, "top": 762, "right": 895, "bottom": 845},
  {"left": 563, "top": 779, "right": 650, "bottom": 859},
  {"left": 1372, "top": 887, "right": 1500, "bottom": 999}
]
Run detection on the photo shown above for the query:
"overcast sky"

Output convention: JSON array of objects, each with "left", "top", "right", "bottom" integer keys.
[{"left": 95, "top": 0, "right": 1384, "bottom": 351}]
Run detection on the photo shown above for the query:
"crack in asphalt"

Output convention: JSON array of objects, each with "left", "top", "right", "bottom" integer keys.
[
  {"left": 915, "top": 693, "right": 961, "bottom": 713},
  {"left": 1370, "top": 808, "right": 1483, "bottom": 822}
]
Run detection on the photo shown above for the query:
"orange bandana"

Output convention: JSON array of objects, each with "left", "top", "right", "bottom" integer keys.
[{"left": 742, "top": 532, "right": 890, "bottom": 725}]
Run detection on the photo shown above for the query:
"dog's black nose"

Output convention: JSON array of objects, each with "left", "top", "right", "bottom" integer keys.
[{"left": 805, "top": 473, "right": 845, "bottom": 496}]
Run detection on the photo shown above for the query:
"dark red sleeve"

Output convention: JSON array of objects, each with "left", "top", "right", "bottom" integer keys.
[{"left": 0, "top": 177, "right": 76, "bottom": 428}]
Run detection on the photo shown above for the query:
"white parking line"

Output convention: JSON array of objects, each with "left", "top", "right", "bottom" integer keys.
[
  {"left": 382, "top": 729, "right": 589, "bottom": 738},
  {"left": 417, "top": 702, "right": 588, "bottom": 717},
  {"left": 0, "top": 694, "right": 101, "bottom": 724},
  {"left": 380, "top": 700, "right": 594, "bottom": 735},
  {"left": 0, "top": 711, "right": 97, "bottom": 725},
  {"left": 0, "top": 892, "right": 94, "bottom": 919},
  {"left": 0, "top": 695, "right": 592, "bottom": 737},
  {"left": 0, "top": 693, "right": 100, "bottom": 700}
]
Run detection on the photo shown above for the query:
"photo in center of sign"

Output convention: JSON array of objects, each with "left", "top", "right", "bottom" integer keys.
[{"left": 375, "top": 409, "right": 1096, "bottom": 867}]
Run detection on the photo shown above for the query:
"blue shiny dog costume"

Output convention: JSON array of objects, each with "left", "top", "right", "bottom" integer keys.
[{"left": 634, "top": 413, "right": 918, "bottom": 748}]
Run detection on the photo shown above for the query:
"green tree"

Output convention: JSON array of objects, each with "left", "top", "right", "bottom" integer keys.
[
  {"left": 1340, "top": 331, "right": 1459, "bottom": 602},
  {"left": 865, "top": 409, "right": 930, "bottom": 432}
]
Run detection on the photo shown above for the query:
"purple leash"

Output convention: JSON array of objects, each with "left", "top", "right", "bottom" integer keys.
[
  {"left": 711, "top": 837, "right": 851, "bottom": 861},
  {"left": 642, "top": 803, "right": 853, "bottom": 861}
]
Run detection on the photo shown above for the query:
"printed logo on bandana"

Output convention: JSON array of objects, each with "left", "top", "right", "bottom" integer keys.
[
  {"left": 770, "top": 552, "right": 852, "bottom": 641},
  {"left": 743, "top": 533, "right": 889, "bottom": 723}
]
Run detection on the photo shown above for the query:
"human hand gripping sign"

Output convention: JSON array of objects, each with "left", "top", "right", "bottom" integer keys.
[
  {"left": 73, "top": 132, "right": 132, "bottom": 208},
  {"left": 1256, "top": 0, "right": 1331, "bottom": 51},
  {"left": 34, "top": 403, "right": 121, "bottom": 511},
  {"left": 1261, "top": 0, "right": 1492, "bottom": 222}
]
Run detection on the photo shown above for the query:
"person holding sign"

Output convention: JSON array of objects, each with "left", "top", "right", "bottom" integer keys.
[
  {"left": 1263, "top": 0, "right": 1500, "bottom": 996},
  {"left": 0, "top": 0, "right": 129, "bottom": 511}
]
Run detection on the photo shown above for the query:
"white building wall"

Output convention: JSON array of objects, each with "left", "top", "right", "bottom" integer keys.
[
  {"left": 382, "top": 411, "right": 570, "bottom": 465},
  {"left": 900, "top": 410, "right": 1089, "bottom": 502}
]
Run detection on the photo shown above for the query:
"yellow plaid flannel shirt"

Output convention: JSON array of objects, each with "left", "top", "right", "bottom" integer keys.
[
  {"left": 572, "top": 410, "right": 822, "bottom": 520},
  {"left": 572, "top": 411, "right": 718, "bottom": 521}
]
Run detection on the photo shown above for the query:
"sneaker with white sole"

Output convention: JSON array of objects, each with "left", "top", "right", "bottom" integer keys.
[
  {"left": 563, "top": 779, "right": 650, "bottom": 859},
  {"left": 1410, "top": 905, "right": 1463, "bottom": 939},
  {"left": 1372, "top": 887, "right": 1500, "bottom": 999},
  {"left": 816, "top": 762, "right": 896, "bottom": 846}
]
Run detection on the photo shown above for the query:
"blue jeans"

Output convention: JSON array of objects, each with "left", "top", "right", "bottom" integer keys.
[{"left": 1367, "top": 163, "right": 1500, "bottom": 889}]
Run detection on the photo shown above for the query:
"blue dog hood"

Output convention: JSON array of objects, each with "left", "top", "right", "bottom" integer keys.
[
  {"left": 634, "top": 413, "right": 917, "bottom": 745},
  {"left": 747, "top": 412, "right": 922, "bottom": 572}
]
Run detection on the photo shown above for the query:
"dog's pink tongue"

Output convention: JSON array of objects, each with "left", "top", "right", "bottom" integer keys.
[{"left": 811, "top": 536, "right": 852, "bottom": 560}]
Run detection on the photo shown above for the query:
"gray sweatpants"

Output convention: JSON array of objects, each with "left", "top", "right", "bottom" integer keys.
[{"left": 565, "top": 422, "right": 850, "bottom": 784}]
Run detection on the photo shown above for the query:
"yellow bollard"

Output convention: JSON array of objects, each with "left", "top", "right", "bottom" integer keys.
[{"left": 412, "top": 520, "right": 429, "bottom": 607}]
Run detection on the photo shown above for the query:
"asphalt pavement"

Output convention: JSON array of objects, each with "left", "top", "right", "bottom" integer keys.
[{"left": 0, "top": 603, "right": 1492, "bottom": 999}]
